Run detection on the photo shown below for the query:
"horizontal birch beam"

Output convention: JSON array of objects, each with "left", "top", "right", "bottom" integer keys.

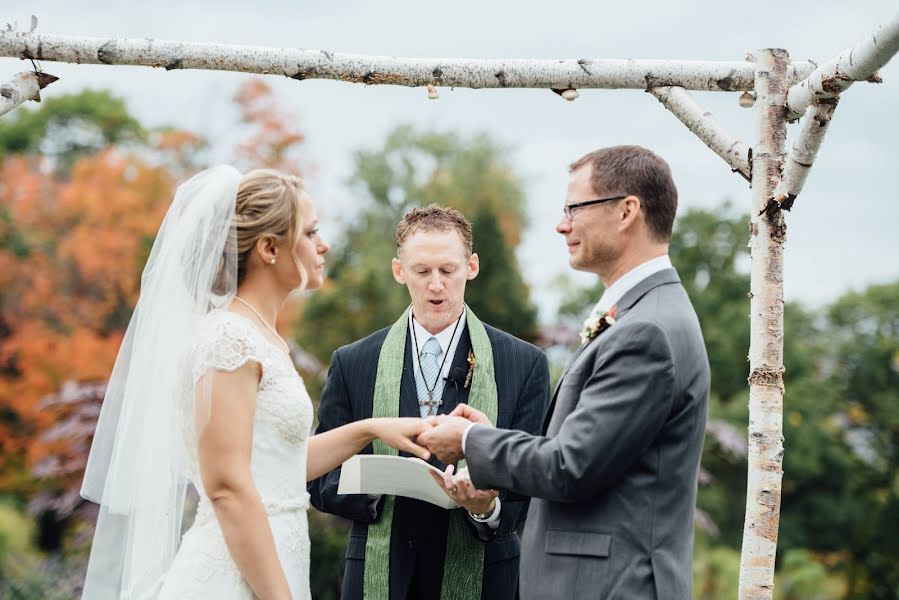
[
  {"left": 0, "top": 70, "right": 58, "bottom": 116},
  {"left": 786, "top": 10, "right": 899, "bottom": 119},
  {"left": 0, "top": 31, "right": 818, "bottom": 92},
  {"left": 650, "top": 85, "right": 751, "bottom": 180}
]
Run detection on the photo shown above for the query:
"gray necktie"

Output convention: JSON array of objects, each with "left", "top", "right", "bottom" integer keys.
[{"left": 416, "top": 336, "right": 443, "bottom": 418}]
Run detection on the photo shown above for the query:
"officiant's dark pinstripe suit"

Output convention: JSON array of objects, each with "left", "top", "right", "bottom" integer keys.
[{"left": 308, "top": 321, "right": 549, "bottom": 600}]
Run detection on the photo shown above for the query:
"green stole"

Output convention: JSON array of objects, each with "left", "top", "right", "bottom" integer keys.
[{"left": 363, "top": 305, "right": 498, "bottom": 600}]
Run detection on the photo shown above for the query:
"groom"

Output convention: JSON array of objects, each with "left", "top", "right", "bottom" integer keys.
[
  {"left": 420, "top": 146, "right": 711, "bottom": 599},
  {"left": 308, "top": 205, "right": 549, "bottom": 600}
]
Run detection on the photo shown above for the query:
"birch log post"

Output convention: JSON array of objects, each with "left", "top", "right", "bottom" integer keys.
[
  {"left": 0, "top": 71, "right": 58, "bottom": 117},
  {"left": 739, "top": 48, "right": 789, "bottom": 600}
]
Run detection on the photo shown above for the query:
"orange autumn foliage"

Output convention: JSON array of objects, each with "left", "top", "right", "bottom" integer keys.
[
  {"left": 233, "top": 79, "right": 306, "bottom": 175},
  {"left": 0, "top": 151, "right": 177, "bottom": 486},
  {"left": 232, "top": 78, "right": 310, "bottom": 334},
  {"left": 1, "top": 81, "right": 311, "bottom": 498}
]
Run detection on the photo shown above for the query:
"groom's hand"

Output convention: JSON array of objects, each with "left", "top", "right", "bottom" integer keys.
[{"left": 418, "top": 416, "right": 468, "bottom": 463}]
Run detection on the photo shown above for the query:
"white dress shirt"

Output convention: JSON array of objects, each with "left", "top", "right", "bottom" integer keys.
[
  {"left": 409, "top": 308, "right": 466, "bottom": 387},
  {"left": 592, "top": 254, "right": 673, "bottom": 315}
]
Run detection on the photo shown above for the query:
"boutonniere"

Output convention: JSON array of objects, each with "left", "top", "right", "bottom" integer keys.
[
  {"left": 579, "top": 306, "right": 618, "bottom": 344},
  {"left": 463, "top": 350, "right": 475, "bottom": 389}
]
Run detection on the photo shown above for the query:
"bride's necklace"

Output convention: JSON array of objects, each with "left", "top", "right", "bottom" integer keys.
[{"left": 233, "top": 296, "right": 290, "bottom": 354}]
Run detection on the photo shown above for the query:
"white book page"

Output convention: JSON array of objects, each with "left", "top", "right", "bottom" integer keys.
[{"left": 337, "top": 455, "right": 459, "bottom": 510}]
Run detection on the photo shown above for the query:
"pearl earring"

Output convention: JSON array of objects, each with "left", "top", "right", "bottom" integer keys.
[{"left": 270, "top": 258, "right": 276, "bottom": 264}]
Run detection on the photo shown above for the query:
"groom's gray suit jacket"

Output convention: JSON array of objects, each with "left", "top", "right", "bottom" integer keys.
[{"left": 466, "top": 268, "right": 710, "bottom": 599}]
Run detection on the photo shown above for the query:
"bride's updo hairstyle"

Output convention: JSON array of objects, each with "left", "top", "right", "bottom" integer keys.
[{"left": 228, "top": 169, "right": 309, "bottom": 291}]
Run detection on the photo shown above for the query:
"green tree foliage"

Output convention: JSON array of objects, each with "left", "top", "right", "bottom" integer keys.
[
  {"left": 0, "top": 89, "right": 145, "bottom": 170},
  {"left": 669, "top": 203, "right": 752, "bottom": 403},
  {"left": 807, "top": 282, "right": 898, "bottom": 598},
  {"left": 467, "top": 204, "right": 538, "bottom": 338},
  {"left": 297, "top": 126, "right": 539, "bottom": 364}
]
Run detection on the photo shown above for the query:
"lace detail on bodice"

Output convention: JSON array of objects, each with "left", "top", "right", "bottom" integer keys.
[
  {"left": 181, "top": 309, "right": 314, "bottom": 504},
  {"left": 191, "top": 314, "right": 267, "bottom": 379},
  {"left": 159, "top": 310, "right": 313, "bottom": 599}
]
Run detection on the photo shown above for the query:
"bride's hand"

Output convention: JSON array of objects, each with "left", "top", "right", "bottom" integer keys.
[{"left": 367, "top": 418, "right": 433, "bottom": 461}]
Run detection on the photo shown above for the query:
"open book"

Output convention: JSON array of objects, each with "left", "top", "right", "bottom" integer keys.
[{"left": 337, "top": 455, "right": 459, "bottom": 510}]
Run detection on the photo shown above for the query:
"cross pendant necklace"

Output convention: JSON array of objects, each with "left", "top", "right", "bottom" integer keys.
[{"left": 412, "top": 311, "right": 463, "bottom": 417}]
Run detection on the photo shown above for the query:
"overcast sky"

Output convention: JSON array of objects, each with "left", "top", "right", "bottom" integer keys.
[{"left": 4, "top": 1, "right": 898, "bottom": 322}]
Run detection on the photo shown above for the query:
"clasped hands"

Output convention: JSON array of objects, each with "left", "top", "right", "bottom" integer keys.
[{"left": 394, "top": 404, "right": 497, "bottom": 514}]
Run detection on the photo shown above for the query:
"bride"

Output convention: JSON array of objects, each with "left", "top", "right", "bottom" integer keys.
[{"left": 80, "top": 166, "right": 430, "bottom": 599}]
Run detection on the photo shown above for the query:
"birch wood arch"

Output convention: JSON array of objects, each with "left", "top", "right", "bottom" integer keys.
[{"left": 2, "top": 10, "right": 898, "bottom": 599}]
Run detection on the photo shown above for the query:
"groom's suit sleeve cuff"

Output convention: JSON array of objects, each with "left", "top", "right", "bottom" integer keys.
[
  {"left": 461, "top": 423, "right": 501, "bottom": 529},
  {"left": 461, "top": 423, "right": 479, "bottom": 455}
]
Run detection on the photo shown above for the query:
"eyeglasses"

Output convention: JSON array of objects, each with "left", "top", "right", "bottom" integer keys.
[{"left": 563, "top": 195, "right": 628, "bottom": 221}]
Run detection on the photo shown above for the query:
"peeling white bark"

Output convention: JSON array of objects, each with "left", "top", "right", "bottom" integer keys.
[
  {"left": 0, "top": 31, "right": 818, "bottom": 92},
  {"left": 650, "top": 85, "right": 751, "bottom": 180},
  {"left": 740, "top": 48, "right": 788, "bottom": 600},
  {"left": 786, "top": 10, "right": 899, "bottom": 119},
  {"left": 773, "top": 99, "right": 838, "bottom": 205},
  {"left": 0, "top": 70, "right": 58, "bottom": 116}
]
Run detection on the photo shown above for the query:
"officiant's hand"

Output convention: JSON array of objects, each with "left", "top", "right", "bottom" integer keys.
[
  {"left": 368, "top": 417, "right": 433, "bottom": 461},
  {"left": 417, "top": 415, "right": 469, "bottom": 463},
  {"left": 449, "top": 403, "right": 492, "bottom": 425},
  {"left": 429, "top": 465, "right": 498, "bottom": 515}
]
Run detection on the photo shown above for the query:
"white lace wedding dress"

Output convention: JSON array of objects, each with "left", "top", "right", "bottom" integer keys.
[{"left": 157, "top": 310, "right": 314, "bottom": 599}]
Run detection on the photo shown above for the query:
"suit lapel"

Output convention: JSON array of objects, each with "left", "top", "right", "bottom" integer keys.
[
  {"left": 542, "top": 338, "right": 593, "bottom": 433},
  {"left": 541, "top": 268, "right": 682, "bottom": 433},
  {"left": 398, "top": 330, "right": 420, "bottom": 418},
  {"left": 438, "top": 325, "right": 472, "bottom": 417},
  {"left": 615, "top": 268, "right": 680, "bottom": 317}
]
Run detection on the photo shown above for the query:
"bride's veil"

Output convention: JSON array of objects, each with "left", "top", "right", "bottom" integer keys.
[{"left": 80, "top": 165, "right": 243, "bottom": 599}]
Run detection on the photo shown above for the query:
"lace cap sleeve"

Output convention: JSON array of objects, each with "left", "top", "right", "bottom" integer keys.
[{"left": 192, "top": 312, "right": 266, "bottom": 381}]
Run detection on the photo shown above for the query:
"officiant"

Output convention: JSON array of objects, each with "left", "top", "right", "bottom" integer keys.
[{"left": 308, "top": 205, "right": 549, "bottom": 600}]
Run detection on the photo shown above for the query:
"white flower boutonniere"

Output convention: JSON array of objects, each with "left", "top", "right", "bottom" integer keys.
[{"left": 579, "top": 305, "right": 618, "bottom": 344}]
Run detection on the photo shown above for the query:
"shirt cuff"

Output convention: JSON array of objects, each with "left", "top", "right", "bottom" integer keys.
[
  {"left": 461, "top": 423, "right": 479, "bottom": 455},
  {"left": 469, "top": 496, "right": 502, "bottom": 529}
]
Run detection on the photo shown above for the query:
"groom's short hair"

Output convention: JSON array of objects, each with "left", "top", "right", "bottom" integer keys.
[
  {"left": 396, "top": 204, "right": 473, "bottom": 256},
  {"left": 570, "top": 145, "right": 678, "bottom": 242}
]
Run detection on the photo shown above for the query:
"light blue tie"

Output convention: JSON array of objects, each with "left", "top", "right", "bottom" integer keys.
[{"left": 416, "top": 336, "right": 444, "bottom": 418}]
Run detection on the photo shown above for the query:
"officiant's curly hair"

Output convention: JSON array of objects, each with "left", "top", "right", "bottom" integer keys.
[
  {"left": 214, "top": 169, "right": 309, "bottom": 294},
  {"left": 395, "top": 204, "right": 473, "bottom": 256}
]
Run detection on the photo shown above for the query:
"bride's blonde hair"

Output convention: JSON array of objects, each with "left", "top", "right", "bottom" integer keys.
[{"left": 233, "top": 169, "right": 308, "bottom": 290}]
